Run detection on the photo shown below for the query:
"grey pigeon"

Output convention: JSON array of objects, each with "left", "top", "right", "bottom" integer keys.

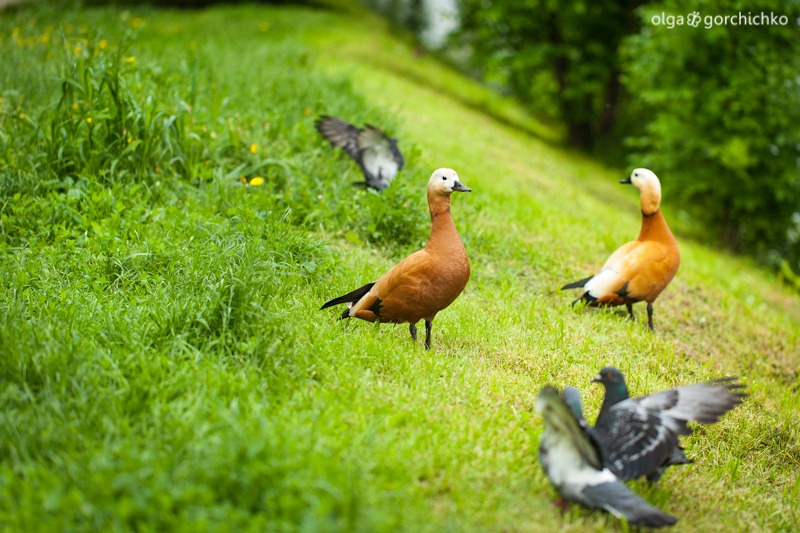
[
  {"left": 563, "top": 385, "right": 691, "bottom": 484},
  {"left": 591, "top": 367, "right": 747, "bottom": 483},
  {"left": 315, "top": 115, "right": 404, "bottom": 191},
  {"left": 536, "top": 386, "right": 678, "bottom": 528}
]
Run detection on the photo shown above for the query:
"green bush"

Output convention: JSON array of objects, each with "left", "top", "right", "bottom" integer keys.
[{"left": 622, "top": 0, "right": 800, "bottom": 269}]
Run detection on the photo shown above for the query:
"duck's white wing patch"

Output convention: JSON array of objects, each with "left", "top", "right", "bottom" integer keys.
[{"left": 584, "top": 267, "right": 625, "bottom": 299}]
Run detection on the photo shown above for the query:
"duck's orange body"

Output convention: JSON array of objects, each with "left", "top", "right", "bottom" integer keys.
[
  {"left": 321, "top": 168, "right": 471, "bottom": 349},
  {"left": 562, "top": 168, "right": 680, "bottom": 330}
]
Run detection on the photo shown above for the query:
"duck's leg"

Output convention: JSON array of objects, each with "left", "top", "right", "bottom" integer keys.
[
  {"left": 424, "top": 319, "right": 433, "bottom": 350},
  {"left": 409, "top": 323, "right": 418, "bottom": 342},
  {"left": 626, "top": 303, "right": 634, "bottom": 320},
  {"left": 646, "top": 303, "right": 655, "bottom": 331}
]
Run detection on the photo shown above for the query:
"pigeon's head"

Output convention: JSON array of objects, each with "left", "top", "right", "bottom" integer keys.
[
  {"left": 621, "top": 168, "right": 662, "bottom": 214},
  {"left": 428, "top": 168, "right": 471, "bottom": 196},
  {"left": 592, "top": 367, "right": 627, "bottom": 391},
  {"left": 561, "top": 387, "right": 584, "bottom": 421}
]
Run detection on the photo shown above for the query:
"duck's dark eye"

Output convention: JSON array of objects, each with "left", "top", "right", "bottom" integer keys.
[{"left": 442, "top": 176, "right": 447, "bottom": 180}]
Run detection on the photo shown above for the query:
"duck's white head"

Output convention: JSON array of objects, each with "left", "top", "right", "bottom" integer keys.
[
  {"left": 427, "top": 168, "right": 472, "bottom": 196},
  {"left": 622, "top": 168, "right": 661, "bottom": 215}
]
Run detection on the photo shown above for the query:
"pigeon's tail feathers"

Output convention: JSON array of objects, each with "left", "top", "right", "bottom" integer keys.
[
  {"left": 321, "top": 282, "right": 375, "bottom": 312},
  {"left": 646, "top": 446, "right": 693, "bottom": 484},
  {"left": 561, "top": 275, "right": 595, "bottom": 290},
  {"left": 658, "top": 378, "right": 748, "bottom": 424},
  {"left": 666, "top": 445, "right": 693, "bottom": 467},
  {"left": 583, "top": 482, "right": 677, "bottom": 528}
]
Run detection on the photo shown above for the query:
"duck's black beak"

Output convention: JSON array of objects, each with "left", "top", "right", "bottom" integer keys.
[
  {"left": 452, "top": 180, "right": 472, "bottom": 192},
  {"left": 620, "top": 176, "right": 632, "bottom": 184}
]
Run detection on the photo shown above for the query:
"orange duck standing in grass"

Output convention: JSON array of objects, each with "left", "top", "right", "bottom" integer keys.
[
  {"left": 321, "top": 168, "right": 472, "bottom": 349},
  {"left": 561, "top": 168, "right": 680, "bottom": 331}
]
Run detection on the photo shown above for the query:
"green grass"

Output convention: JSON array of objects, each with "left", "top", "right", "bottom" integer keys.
[{"left": 1, "top": 2, "right": 799, "bottom": 532}]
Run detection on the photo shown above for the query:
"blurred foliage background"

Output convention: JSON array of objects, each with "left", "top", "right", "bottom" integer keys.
[{"left": 372, "top": 0, "right": 800, "bottom": 288}]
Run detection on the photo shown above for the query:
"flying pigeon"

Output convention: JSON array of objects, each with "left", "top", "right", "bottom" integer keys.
[
  {"left": 315, "top": 115, "right": 404, "bottom": 191},
  {"left": 536, "top": 386, "right": 678, "bottom": 528},
  {"left": 590, "top": 367, "right": 747, "bottom": 483}
]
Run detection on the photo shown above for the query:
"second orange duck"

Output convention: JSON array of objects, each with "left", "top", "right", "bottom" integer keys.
[
  {"left": 561, "top": 168, "right": 680, "bottom": 331},
  {"left": 321, "top": 168, "right": 472, "bottom": 349}
]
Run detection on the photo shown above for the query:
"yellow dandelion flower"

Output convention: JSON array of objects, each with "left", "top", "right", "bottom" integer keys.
[
  {"left": 99, "top": 39, "right": 108, "bottom": 49},
  {"left": 249, "top": 177, "right": 265, "bottom": 186},
  {"left": 259, "top": 21, "right": 270, "bottom": 32},
  {"left": 74, "top": 45, "right": 82, "bottom": 54},
  {"left": 131, "top": 18, "right": 144, "bottom": 29},
  {"left": 124, "top": 56, "right": 136, "bottom": 64},
  {"left": 40, "top": 32, "right": 51, "bottom": 44},
  {"left": 127, "top": 136, "right": 132, "bottom": 144},
  {"left": 250, "top": 144, "right": 258, "bottom": 154},
  {"left": 240, "top": 177, "right": 247, "bottom": 184},
  {"left": 155, "top": 167, "right": 161, "bottom": 174},
  {"left": 86, "top": 117, "right": 92, "bottom": 123},
  {"left": 303, "top": 107, "right": 312, "bottom": 116},
  {"left": 72, "top": 102, "right": 79, "bottom": 110}
]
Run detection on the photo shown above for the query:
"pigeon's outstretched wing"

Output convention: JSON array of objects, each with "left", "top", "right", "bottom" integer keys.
[
  {"left": 536, "top": 387, "right": 677, "bottom": 528},
  {"left": 315, "top": 115, "right": 361, "bottom": 161},
  {"left": 594, "top": 371, "right": 747, "bottom": 482},
  {"left": 316, "top": 116, "right": 404, "bottom": 191},
  {"left": 637, "top": 378, "right": 747, "bottom": 424}
]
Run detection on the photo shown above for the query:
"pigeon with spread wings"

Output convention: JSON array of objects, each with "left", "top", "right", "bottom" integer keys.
[
  {"left": 590, "top": 367, "right": 747, "bottom": 483},
  {"left": 536, "top": 386, "right": 678, "bottom": 528},
  {"left": 315, "top": 115, "right": 404, "bottom": 191}
]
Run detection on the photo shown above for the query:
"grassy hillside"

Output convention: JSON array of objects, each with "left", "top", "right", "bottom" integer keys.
[{"left": 1, "top": 3, "right": 798, "bottom": 531}]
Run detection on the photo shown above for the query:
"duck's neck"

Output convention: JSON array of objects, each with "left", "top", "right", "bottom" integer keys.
[
  {"left": 637, "top": 209, "right": 676, "bottom": 244},
  {"left": 426, "top": 194, "right": 460, "bottom": 250}
]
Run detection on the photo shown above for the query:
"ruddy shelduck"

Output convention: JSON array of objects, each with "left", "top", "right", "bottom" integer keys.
[
  {"left": 321, "top": 168, "right": 471, "bottom": 349},
  {"left": 561, "top": 168, "right": 680, "bottom": 331}
]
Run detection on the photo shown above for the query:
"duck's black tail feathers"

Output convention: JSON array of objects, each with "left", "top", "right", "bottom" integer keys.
[
  {"left": 561, "top": 275, "right": 594, "bottom": 290},
  {"left": 320, "top": 282, "right": 375, "bottom": 310}
]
